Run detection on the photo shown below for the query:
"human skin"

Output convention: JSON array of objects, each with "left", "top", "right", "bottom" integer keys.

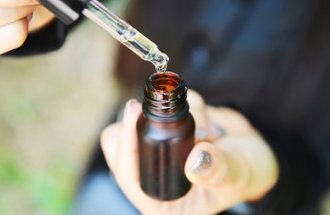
[
  {"left": 0, "top": 0, "right": 54, "bottom": 55},
  {"left": 101, "top": 89, "right": 279, "bottom": 215}
]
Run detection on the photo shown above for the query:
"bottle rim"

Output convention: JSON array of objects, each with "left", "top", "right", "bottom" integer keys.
[
  {"left": 146, "top": 71, "right": 186, "bottom": 99},
  {"left": 143, "top": 71, "right": 188, "bottom": 121}
]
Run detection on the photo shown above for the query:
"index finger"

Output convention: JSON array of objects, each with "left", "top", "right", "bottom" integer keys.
[{"left": 188, "top": 89, "right": 225, "bottom": 142}]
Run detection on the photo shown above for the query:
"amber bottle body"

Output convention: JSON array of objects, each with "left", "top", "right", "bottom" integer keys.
[{"left": 137, "top": 72, "right": 195, "bottom": 201}]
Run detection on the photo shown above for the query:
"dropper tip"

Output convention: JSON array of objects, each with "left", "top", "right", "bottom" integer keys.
[{"left": 154, "top": 53, "right": 169, "bottom": 72}]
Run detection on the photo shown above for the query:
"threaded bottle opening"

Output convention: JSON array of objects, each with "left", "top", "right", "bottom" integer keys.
[{"left": 143, "top": 71, "right": 188, "bottom": 120}]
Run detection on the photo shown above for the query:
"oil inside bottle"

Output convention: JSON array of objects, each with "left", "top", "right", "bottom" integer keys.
[{"left": 137, "top": 72, "right": 195, "bottom": 200}]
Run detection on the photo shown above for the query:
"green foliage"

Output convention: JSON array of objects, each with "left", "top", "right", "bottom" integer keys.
[{"left": 0, "top": 148, "right": 74, "bottom": 215}]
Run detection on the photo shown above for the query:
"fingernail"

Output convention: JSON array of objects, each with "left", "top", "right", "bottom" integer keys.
[
  {"left": 123, "top": 99, "right": 137, "bottom": 124},
  {"left": 189, "top": 150, "right": 212, "bottom": 174}
]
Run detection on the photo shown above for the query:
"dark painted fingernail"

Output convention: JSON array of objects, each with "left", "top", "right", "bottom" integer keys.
[{"left": 189, "top": 150, "right": 212, "bottom": 174}]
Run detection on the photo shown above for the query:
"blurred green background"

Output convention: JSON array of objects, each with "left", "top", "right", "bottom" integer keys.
[{"left": 0, "top": 1, "right": 130, "bottom": 214}]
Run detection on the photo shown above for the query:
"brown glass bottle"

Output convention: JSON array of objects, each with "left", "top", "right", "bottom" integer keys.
[{"left": 137, "top": 71, "right": 195, "bottom": 201}]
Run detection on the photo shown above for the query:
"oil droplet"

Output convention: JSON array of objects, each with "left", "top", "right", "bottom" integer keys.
[{"left": 152, "top": 53, "right": 169, "bottom": 72}]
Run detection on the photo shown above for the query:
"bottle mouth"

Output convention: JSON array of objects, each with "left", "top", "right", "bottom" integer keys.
[
  {"left": 146, "top": 71, "right": 186, "bottom": 101},
  {"left": 144, "top": 71, "right": 188, "bottom": 120}
]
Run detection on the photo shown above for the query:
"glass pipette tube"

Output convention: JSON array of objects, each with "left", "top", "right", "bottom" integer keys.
[{"left": 82, "top": 0, "right": 169, "bottom": 72}]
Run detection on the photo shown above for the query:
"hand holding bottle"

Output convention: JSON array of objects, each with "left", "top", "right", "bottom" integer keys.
[
  {"left": 0, "top": 0, "right": 54, "bottom": 54},
  {"left": 101, "top": 90, "right": 279, "bottom": 215}
]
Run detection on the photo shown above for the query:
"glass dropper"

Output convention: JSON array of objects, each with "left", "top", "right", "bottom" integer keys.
[
  {"left": 39, "top": 0, "right": 169, "bottom": 72},
  {"left": 83, "top": 0, "right": 169, "bottom": 72}
]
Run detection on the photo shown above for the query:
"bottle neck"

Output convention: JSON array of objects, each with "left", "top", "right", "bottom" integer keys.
[{"left": 143, "top": 72, "right": 189, "bottom": 122}]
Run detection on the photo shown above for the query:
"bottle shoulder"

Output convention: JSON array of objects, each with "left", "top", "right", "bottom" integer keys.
[
  {"left": 137, "top": 112, "right": 195, "bottom": 128},
  {"left": 137, "top": 112, "right": 195, "bottom": 141}
]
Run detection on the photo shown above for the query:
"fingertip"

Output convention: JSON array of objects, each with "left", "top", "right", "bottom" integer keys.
[
  {"left": 0, "top": 18, "right": 28, "bottom": 55},
  {"left": 185, "top": 142, "right": 228, "bottom": 187},
  {"left": 15, "top": 18, "right": 29, "bottom": 47},
  {"left": 123, "top": 99, "right": 142, "bottom": 125},
  {"left": 187, "top": 147, "right": 212, "bottom": 175}
]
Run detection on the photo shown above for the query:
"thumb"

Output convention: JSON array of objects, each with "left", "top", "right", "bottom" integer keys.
[
  {"left": 185, "top": 141, "right": 251, "bottom": 190},
  {"left": 184, "top": 142, "right": 229, "bottom": 187}
]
